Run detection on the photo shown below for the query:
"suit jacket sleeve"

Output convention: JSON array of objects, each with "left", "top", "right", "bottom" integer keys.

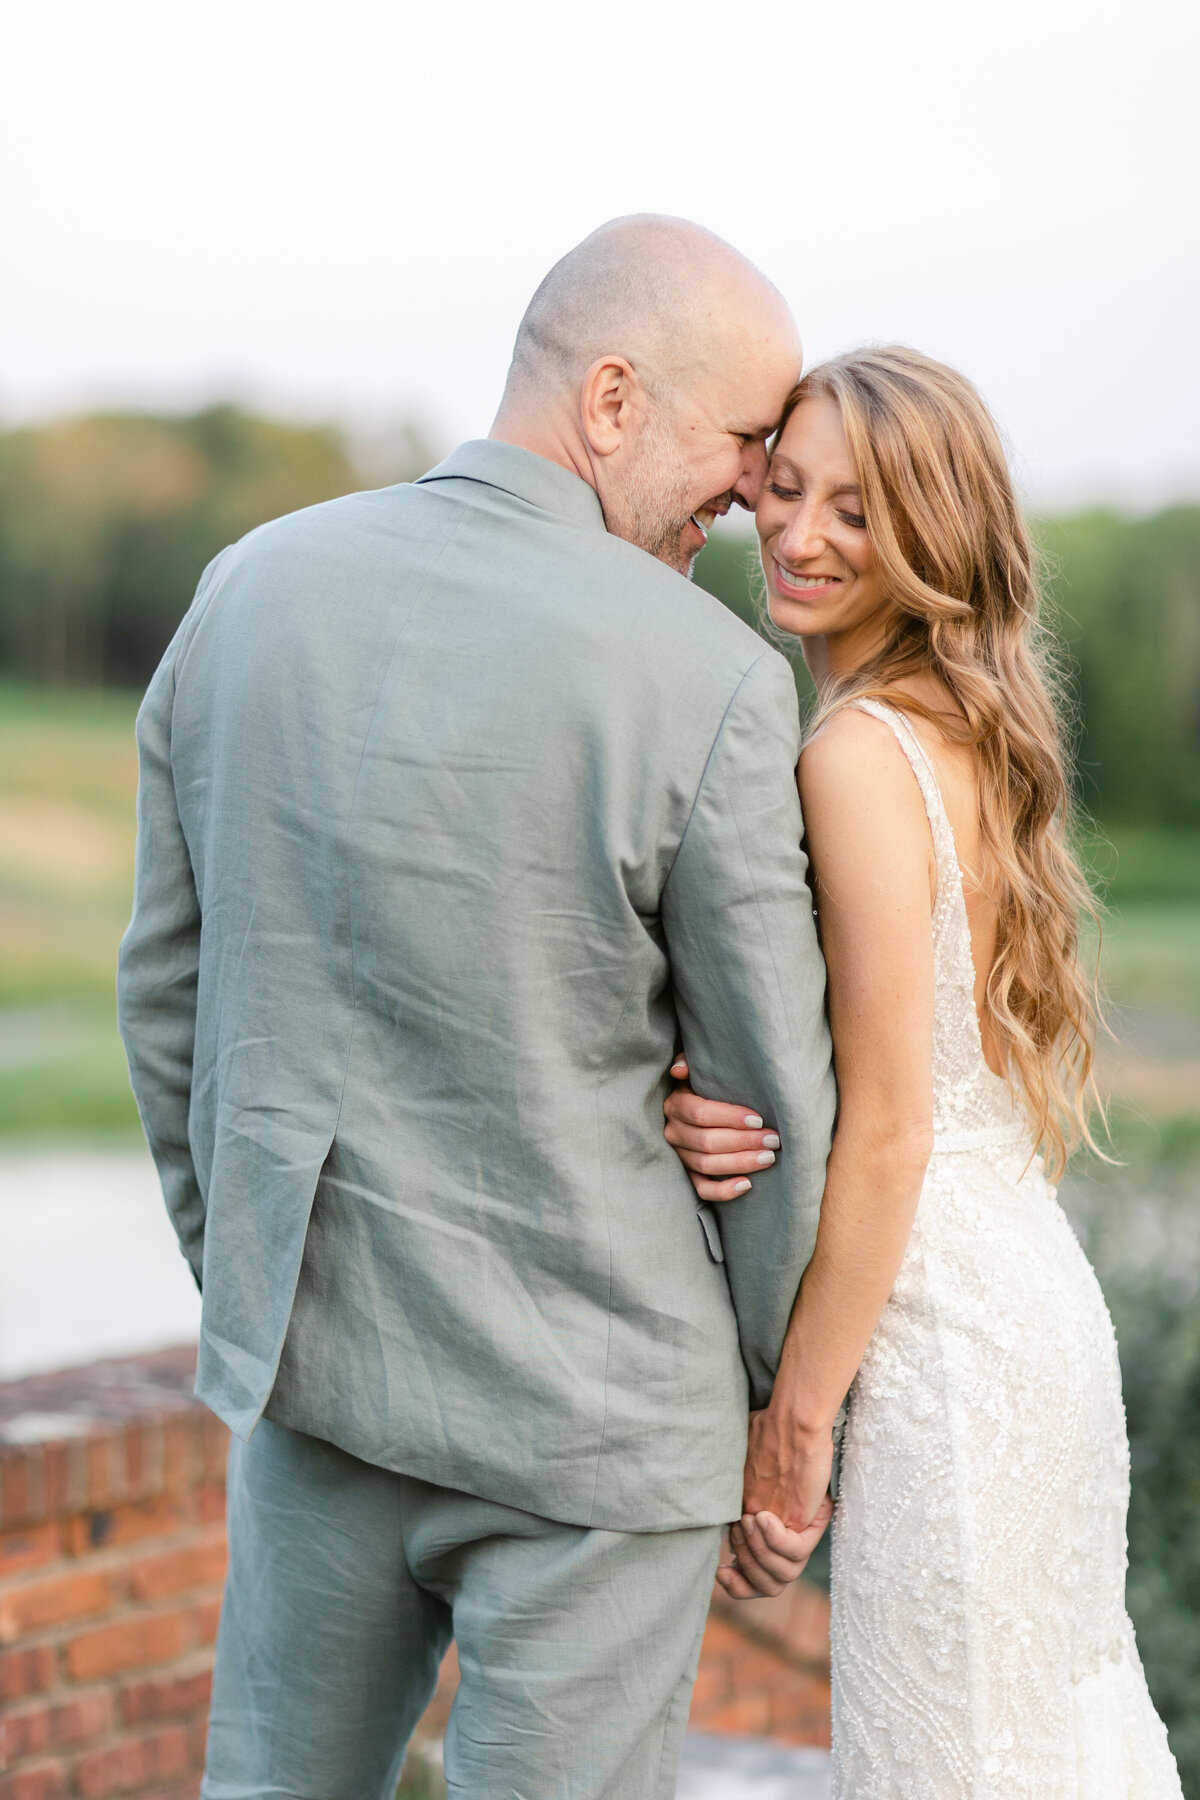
[
  {"left": 116, "top": 592, "right": 215, "bottom": 1287},
  {"left": 661, "top": 649, "right": 836, "bottom": 1408}
]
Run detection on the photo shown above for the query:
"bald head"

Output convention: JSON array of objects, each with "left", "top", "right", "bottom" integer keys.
[
  {"left": 491, "top": 216, "right": 801, "bottom": 574},
  {"left": 503, "top": 214, "right": 790, "bottom": 406}
]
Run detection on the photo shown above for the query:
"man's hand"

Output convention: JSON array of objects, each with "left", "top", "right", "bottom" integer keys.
[{"left": 716, "top": 1501, "right": 833, "bottom": 1599}]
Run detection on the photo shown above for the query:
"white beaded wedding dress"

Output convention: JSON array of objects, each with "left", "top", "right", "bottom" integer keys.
[{"left": 829, "top": 701, "right": 1182, "bottom": 1799}]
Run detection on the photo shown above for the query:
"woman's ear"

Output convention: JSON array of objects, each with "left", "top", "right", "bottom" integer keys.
[{"left": 579, "top": 355, "right": 642, "bottom": 459}]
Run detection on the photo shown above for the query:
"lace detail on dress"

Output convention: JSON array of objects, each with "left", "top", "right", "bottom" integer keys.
[{"left": 829, "top": 700, "right": 1181, "bottom": 1798}]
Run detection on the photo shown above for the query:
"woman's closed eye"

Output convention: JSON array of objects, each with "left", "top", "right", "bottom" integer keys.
[{"left": 765, "top": 479, "right": 865, "bottom": 530}]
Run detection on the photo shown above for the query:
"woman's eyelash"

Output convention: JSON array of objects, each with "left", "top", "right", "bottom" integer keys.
[{"left": 768, "top": 482, "right": 867, "bottom": 531}]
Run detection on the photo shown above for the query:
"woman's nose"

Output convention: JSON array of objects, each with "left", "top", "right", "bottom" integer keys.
[{"left": 777, "top": 502, "right": 825, "bottom": 563}]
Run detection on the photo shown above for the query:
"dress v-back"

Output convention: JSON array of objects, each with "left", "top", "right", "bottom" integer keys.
[{"left": 830, "top": 701, "right": 1181, "bottom": 1797}]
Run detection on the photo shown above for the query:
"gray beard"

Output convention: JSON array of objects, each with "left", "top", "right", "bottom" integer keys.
[{"left": 604, "top": 408, "right": 697, "bottom": 575}]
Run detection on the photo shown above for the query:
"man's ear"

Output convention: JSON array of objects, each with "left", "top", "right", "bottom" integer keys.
[{"left": 579, "top": 356, "right": 644, "bottom": 459}]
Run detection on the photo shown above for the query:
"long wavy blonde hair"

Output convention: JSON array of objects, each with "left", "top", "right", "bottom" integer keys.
[{"left": 782, "top": 346, "right": 1103, "bottom": 1177}]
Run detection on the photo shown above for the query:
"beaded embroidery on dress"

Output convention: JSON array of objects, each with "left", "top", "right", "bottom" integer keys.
[{"left": 829, "top": 700, "right": 1181, "bottom": 1798}]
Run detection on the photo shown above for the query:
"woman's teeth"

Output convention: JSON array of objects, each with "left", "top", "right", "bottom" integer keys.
[{"left": 781, "top": 571, "right": 840, "bottom": 588}]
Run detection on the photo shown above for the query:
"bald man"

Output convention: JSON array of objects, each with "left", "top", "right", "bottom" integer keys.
[{"left": 119, "top": 216, "right": 836, "bottom": 1800}]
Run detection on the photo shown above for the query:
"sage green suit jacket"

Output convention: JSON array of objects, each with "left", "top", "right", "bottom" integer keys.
[{"left": 118, "top": 441, "right": 835, "bottom": 1531}]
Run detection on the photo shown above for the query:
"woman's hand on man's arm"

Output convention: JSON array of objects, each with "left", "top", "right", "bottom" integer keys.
[{"left": 663, "top": 1057, "right": 783, "bottom": 1202}]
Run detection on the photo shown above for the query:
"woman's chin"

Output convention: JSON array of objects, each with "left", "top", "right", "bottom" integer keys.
[{"left": 766, "top": 595, "right": 826, "bottom": 640}]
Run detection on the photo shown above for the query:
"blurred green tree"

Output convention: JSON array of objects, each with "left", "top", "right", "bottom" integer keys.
[
  {"left": 1039, "top": 508, "right": 1200, "bottom": 827},
  {"left": 0, "top": 407, "right": 437, "bottom": 685}
]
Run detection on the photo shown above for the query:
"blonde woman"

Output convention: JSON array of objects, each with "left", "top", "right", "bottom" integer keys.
[{"left": 664, "top": 348, "right": 1182, "bottom": 1796}]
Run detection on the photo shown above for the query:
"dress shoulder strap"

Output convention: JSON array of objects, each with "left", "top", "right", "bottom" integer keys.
[{"left": 846, "top": 698, "right": 960, "bottom": 890}]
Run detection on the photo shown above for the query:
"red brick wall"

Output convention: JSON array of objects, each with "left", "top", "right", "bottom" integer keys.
[
  {"left": 1, "top": 1350, "right": 829, "bottom": 1797},
  {"left": 0, "top": 1350, "right": 226, "bottom": 1800},
  {"left": 691, "top": 1582, "right": 830, "bottom": 1745}
]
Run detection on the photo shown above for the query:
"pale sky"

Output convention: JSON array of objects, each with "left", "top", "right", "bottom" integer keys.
[{"left": 2, "top": 0, "right": 1197, "bottom": 509}]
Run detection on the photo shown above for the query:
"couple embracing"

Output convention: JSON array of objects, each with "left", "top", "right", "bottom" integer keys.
[{"left": 118, "top": 217, "right": 1181, "bottom": 1799}]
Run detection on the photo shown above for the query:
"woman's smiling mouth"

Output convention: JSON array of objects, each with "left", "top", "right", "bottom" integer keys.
[{"left": 772, "top": 561, "right": 845, "bottom": 599}]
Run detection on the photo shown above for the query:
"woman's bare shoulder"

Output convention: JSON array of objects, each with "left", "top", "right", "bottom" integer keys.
[
  {"left": 798, "top": 705, "right": 936, "bottom": 907},
  {"left": 798, "top": 704, "right": 923, "bottom": 808}
]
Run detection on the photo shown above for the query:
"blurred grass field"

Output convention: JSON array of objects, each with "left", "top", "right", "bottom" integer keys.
[
  {"left": 0, "top": 680, "right": 1197, "bottom": 1141},
  {"left": 0, "top": 684, "right": 141, "bottom": 1135}
]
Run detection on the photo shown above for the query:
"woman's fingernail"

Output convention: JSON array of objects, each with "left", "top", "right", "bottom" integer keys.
[
  {"left": 733, "top": 1180, "right": 751, "bottom": 1195},
  {"left": 743, "top": 1114, "right": 764, "bottom": 1129},
  {"left": 762, "top": 1133, "right": 781, "bottom": 1149},
  {"left": 756, "top": 1151, "right": 776, "bottom": 1167}
]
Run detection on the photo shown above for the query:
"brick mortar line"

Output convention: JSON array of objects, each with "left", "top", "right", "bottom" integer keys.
[
  {"left": 4, "top": 1714, "right": 202, "bottom": 1774},
  {"left": 1, "top": 1557, "right": 225, "bottom": 1610},
  {"left": 2, "top": 1650, "right": 217, "bottom": 1729},
  {"left": 6, "top": 1718, "right": 211, "bottom": 1772},
  {"left": 1, "top": 1524, "right": 227, "bottom": 1589},
  {"left": 1, "top": 1482, "right": 227, "bottom": 1547},
  {"left": 1, "top": 1595, "right": 227, "bottom": 1656},
  {"left": 1, "top": 1595, "right": 224, "bottom": 1667},
  {"left": 3, "top": 1514, "right": 224, "bottom": 1552}
]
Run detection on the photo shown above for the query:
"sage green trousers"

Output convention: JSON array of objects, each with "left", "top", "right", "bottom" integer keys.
[{"left": 201, "top": 1421, "right": 721, "bottom": 1800}]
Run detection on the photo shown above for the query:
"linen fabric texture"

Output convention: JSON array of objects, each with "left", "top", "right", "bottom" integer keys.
[
  {"left": 202, "top": 1418, "right": 720, "bottom": 1800},
  {"left": 118, "top": 440, "right": 836, "bottom": 1532}
]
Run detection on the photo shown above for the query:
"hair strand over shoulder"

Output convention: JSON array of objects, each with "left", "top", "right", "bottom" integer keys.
[{"left": 784, "top": 346, "right": 1105, "bottom": 1178}]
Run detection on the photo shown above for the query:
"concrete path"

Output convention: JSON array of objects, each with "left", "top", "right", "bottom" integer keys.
[
  {"left": 0, "top": 1144, "right": 200, "bottom": 1378},
  {"left": 678, "top": 1734, "right": 831, "bottom": 1798}
]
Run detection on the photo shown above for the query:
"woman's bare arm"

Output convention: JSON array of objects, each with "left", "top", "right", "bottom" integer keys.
[{"left": 666, "top": 710, "right": 938, "bottom": 1596}]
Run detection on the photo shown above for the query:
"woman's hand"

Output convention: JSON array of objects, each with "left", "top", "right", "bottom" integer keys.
[
  {"left": 742, "top": 1406, "right": 834, "bottom": 1533},
  {"left": 663, "top": 1057, "right": 781, "bottom": 1202},
  {"left": 716, "top": 1408, "right": 836, "bottom": 1598}
]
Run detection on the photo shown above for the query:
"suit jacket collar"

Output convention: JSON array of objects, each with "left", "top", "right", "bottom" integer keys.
[{"left": 416, "top": 439, "right": 607, "bottom": 534}]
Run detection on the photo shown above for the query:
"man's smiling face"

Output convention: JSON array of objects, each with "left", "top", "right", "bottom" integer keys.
[{"left": 604, "top": 288, "right": 803, "bottom": 576}]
